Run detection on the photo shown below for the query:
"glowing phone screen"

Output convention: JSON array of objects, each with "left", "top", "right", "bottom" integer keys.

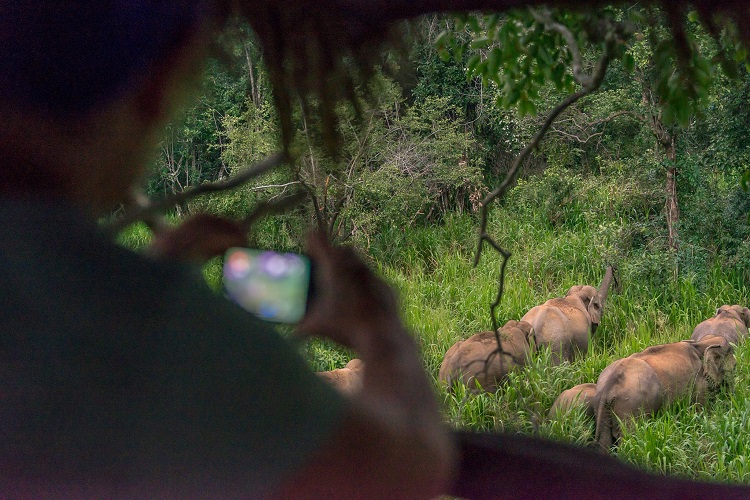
[{"left": 223, "top": 248, "right": 311, "bottom": 324}]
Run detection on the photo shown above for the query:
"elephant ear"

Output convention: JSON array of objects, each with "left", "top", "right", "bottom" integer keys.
[
  {"left": 741, "top": 307, "right": 750, "bottom": 327},
  {"left": 516, "top": 321, "right": 536, "bottom": 347},
  {"left": 692, "top": 335, "right": 729, "bottom": 355},
  {"left": 702, "top": 344, "right": 731, "bottom": 387},
  {"left": 588, "top": 294, "right": 603, "bottom": 325}
]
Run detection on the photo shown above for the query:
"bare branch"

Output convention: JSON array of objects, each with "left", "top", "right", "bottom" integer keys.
[
  {"left": 247, "top": 181, "right": 301, "bottom": 192},
  {"left": 108, "top": 152, "right": 286, "bottom": 234},
  {"left": 474, "top": 87, "right": 592, "bottom": 266},
  {"left": 471, "top": 14, "right": 620, "bottom": 364},
  {"left": 239, "top": 190, "right": 309, "bottom": 231},
  {"left": 552, "top": 109, "right": 645, "bottom": 143},
  {"left": 474, "top": 22, "right": 617, "bottom": 267}
]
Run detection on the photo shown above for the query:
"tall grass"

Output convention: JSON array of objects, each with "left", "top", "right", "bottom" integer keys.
[
  {"left": 115, "top": 169, "right": 750, "bottom": 484},
  {"left": 361, "top": 174, "right": 750, "bottom": 484}
]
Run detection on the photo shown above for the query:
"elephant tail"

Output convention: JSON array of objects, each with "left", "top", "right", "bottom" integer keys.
[{"left": 594, "top": 375, "right": 619, "bottom": 449}]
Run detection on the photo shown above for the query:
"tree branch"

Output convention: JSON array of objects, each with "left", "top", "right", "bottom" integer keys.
[
  {"left": 331, "top": 0, "right": 745, "bottom": 28},
  {"left": 107, "top": 152, "right": 286, "bottom": 234},
  {"left": 529, "top": 7, "right": 589, "bottom": 86},
  {"left": 472, "top": 14, "right": 618, "bottom": 358},
  {"left": 239, "top": 190, "right": 309, "bottom": 231},
  {"left": 552, "top": 109, "right": 645, "bottom": 143}
]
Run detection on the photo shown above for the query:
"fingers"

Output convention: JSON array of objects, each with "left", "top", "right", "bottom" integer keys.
[
  {"left": 149, "top": 213, "right": 248, "bottom": 263},
  {"left": 297, "top": 233, "right": 402, "bottom": 349}
]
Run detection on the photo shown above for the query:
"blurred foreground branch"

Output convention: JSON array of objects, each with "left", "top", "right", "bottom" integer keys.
[{"left": 107, "top": 152, "right": 286, "bottom": 235}]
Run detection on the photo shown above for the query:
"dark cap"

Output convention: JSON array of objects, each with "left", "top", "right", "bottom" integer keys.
[{"left": 0, "top": 1, "right": 212, "bottom": 116}]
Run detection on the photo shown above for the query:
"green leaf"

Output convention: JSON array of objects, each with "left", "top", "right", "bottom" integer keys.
[
  {"left": 518, "top": 97, "right": 537, "bottom": 118},
  {"left": 487, "top": 48, "right": 501, "bottom": 76},
  {"left": 454, "top": 14, "right": 467, "bottom": 31},
  {"left": 687, "top": 10, "right": 699, "bottom": 22},
  {"left": 467, "top": 15, "right": 481, "bottom": 33},
  {"left": 538, "top": 46, "right": 555, "bottom": 66},
  {"left": 470, "top": 37, "right": 492, "bottom": 49},
  {"left": 623, "top": 53, "right": 635, "bottom": 73},
  {"left": 526, "top": 100, "right": 537, "bottom": 116},
  {"left": 486, "top": 14, "right": 500, "bottom": 34},
  {"left": 735, "top": 47, "right": 748, "bottom": 63},
  {"left": 552, "top": 63, "right": 566, "bottom": 85},
  {"left": 434, "top": 30, "right": 449, "bottom": 50},
  {"left": 717, "top": 53, "right": 738, "bottom": 79},
  {"left": 503, "top": 87, "right": 521, "bottom": 108},
  {"left": 466, "top": 54, "right": 482, "bottom": 79}
]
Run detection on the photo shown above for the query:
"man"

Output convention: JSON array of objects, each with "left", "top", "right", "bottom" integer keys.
[{"left": 0, "top": 2, "right": 454, "bottom": 497}]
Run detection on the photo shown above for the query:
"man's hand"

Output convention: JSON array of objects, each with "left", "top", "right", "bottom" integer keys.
[
  {"left": 280, "top": 233, "right": 457, "bottom": 499},
  {"left": 147, "top": 213, "right": 248, "bottom": 264},
  {"left": 297, "top": 233, "right": 402, "bottom": 351}
]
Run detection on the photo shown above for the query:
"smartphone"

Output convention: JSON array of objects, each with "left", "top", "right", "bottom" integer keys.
[{"left": 223, "top": 247, "right": 313, "bottom": 324}]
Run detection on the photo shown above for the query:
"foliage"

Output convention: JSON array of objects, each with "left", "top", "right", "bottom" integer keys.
[
  {"left": 347, "top": 95, "right": 484, "bottom": 236},
  {"left": 436, "top": 9, "right": 633, "bottom": 116}
]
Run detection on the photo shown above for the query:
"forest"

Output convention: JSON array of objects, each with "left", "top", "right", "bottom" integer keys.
[{"left": 116, "top": 6, "right": 750, "bottom": 483}]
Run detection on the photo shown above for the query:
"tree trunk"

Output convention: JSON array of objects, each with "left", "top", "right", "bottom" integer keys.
[
  {"left": 640, "top": 83, "right": 680, "bottom": 253},
  {"left": 664, "top": 136, "right": 679, "bottom": 251},
  {"left": 244, "top": 43, "right": 260, "bottom": 109}
]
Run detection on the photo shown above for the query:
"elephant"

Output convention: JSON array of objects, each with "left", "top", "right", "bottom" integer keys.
[
  {"left": 438, "top": 320, "right": 535, "bottom": 394},
  {"left": 593, "top": 336, "right": 735, "bottom": 449},
  {"left": 691, "top": 305, "right": 750, "bottom": 344},
  {"left": 548, "top": 383, "right": 597, "bottom": 419},
  {"left": 520, "top": 266, "right": 614, "bottom": 364},
  {"left": 317, "top": 358, "right": 365, "bottom": 395}
]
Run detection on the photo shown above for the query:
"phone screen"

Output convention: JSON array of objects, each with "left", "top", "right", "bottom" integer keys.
[{"left": 223, "top": 247, "right": 312, "bottom": 324}]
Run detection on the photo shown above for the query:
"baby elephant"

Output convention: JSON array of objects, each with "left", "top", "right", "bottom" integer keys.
[
  {"left": 439, "top": 320, "right": 535, "bottom": 394},
  {"left": 317, "top": 359, "right": 365, "bottom": 395},
  {"left": 691, "top": 305, "right": 750, "bottom": 344},
  {"left": 593, "top": 336, "right": 735, "bottom": 449},
  {"left": 549, "top": 383, "right": 597, "bottom": 419}
]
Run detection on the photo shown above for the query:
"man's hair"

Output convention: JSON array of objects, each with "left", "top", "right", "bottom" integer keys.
[{"left": 0, "top": 1, "right": 212, "bottom": 117}]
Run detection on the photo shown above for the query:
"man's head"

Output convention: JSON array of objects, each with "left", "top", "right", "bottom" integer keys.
[{"left": 0, "top": 1, "right": 226, "bottom": 212}]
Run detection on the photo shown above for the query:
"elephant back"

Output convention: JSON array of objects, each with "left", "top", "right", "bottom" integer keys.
[
  {"left": 630, "top": 342, "right": 701, "bottom": 400},
  {"left": 549, "top": 383, "right": 596, "bottom": 419},
  {"left": 439, "top": 327, "right": 532, "bottom": 393},
  {"left": 317, "top": 359, "right": 365, "bottom": 395},
  {"left": 691, "top": 306, "right": 749, "bottom": 344},
  {"left": 593, "top": 357, "right": 662, "bottom": 448},
  {"left": 498, "top": 320, "right": 534, "bottom": 361}
]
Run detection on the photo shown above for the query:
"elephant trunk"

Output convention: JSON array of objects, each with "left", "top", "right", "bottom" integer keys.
[{"left": 597, "top": 266, "right": 615, "bottom": 310}]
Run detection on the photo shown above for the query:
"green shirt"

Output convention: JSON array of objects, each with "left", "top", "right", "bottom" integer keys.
[{"left": 0, "top": 197, "right": 344, "bottom": 496}]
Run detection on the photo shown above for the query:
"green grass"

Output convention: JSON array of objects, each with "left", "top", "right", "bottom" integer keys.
[
  {"left": 115, "top": 171, "right": 750, "bottom": 484},
  {"left": 365, "top": 199, "right": 750, "bottom": 484}
]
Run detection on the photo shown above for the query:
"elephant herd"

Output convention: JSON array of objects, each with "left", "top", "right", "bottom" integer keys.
[
  {"left": 549, "top": 304, "right": 747, "bottom": 448},
  {"left": 440, "top": 289, "right": 748, "bottom": 449},
  {"left": 315, "top": 264, "right": 750, "bottom": 451},
  {"left": 439, "top": 266, "right": 615, "bottom": 391}
]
